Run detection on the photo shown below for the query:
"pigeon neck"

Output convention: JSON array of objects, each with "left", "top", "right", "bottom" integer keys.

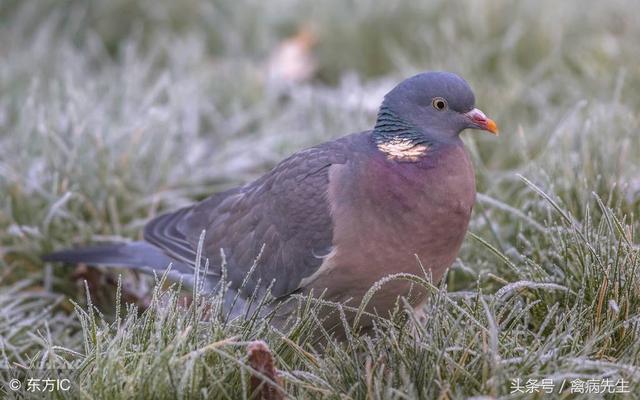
[{"left": 372, "top": 105, "right": 432, "bottom": 161}]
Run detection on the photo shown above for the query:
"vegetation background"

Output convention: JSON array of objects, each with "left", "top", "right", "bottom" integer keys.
[{"left": 1, "top": 0, "right": 639, "bottom": 398}]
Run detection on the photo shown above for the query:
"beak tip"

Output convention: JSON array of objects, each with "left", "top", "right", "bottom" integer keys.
[{"left": 486, "top": 119, "right": 499, "bottom": 135}]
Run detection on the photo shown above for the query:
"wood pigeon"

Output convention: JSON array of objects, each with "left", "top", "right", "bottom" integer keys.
[{"left": 44, "top": 71, "right": 498, "bottom": 328}]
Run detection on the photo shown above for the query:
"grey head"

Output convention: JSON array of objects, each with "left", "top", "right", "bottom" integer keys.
[{"left": 373, "top": 71, "right": 498, "bottom": 150}]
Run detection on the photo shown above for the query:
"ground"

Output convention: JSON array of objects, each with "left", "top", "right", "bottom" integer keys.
[{"left": 0, "top": 0, "right": 639, "bottom": 398}]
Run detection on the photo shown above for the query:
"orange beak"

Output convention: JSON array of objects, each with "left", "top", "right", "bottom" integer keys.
[{"left": 465, "top": 108, "right": 499, "bottom": 135}]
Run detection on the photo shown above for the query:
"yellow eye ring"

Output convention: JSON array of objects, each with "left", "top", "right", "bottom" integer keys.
[{"left": 432, "top": 97, "right": 447, "bottom": 111}]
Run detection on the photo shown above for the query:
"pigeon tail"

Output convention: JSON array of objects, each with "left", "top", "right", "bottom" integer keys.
[
  {"left": 43, "top": 241, "right": 198, "bottom": 284},
  {"left": 44, "top": 242, "right": 286, "bottom": 323}
]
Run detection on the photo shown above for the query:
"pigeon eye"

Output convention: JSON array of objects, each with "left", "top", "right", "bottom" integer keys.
[{"left": 432, "top": 97, "right": 447, "bottom": 111}]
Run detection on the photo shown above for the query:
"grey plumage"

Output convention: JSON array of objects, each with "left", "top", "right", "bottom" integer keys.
[
  {"left": 44, "top": 71, "right": 498, "bottom": 328},
  {"left": 43, "top": 241, "right": 197, "bottom": 286}
]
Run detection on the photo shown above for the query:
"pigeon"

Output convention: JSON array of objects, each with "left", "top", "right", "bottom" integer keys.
[{"left": 44, "top": 71, "right": 498, "bottom": 330}]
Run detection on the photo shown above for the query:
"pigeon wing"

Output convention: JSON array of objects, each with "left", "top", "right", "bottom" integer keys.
[{"left": 144, "top": 134, "right": 361, "bottom": 297}]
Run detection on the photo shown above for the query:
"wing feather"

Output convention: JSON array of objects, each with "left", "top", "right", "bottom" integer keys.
[{"left": 144, "top": 132, "right": 366, "bottom": 297}]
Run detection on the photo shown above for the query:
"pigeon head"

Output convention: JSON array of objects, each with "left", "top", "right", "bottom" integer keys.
[{"left": 373, "top": 71, "right": 498, "bottom": 152}]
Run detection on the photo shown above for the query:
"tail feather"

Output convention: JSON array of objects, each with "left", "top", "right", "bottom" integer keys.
[
  {"left": 44, "top": 242, "right": 270, "bottom": 318},
  {"left": 44, "top": 241, "right": 173, "bottom": 267},
  {"left": 43, "top": 241, "right": 200, "bottom": 284}
]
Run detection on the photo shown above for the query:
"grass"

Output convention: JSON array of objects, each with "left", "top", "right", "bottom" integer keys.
[{"left": 1, "top": 0, "right": 640, "bottom": 398}]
